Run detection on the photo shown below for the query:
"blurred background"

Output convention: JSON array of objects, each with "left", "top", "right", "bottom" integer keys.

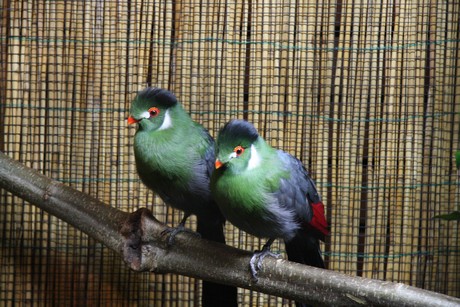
[{"left": 1, "top": 0, "right": 459, "bottom": 305}]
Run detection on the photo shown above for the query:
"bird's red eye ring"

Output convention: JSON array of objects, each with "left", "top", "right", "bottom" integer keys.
[
  {"left": 233, "top": 146, "right": 245, "bottom": 156},
  {"left": 148, "top": 107, "right": 160, "bottom": 118}
]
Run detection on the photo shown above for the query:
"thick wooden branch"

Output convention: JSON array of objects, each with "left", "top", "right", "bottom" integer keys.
[{"left": 0, "top": 151, "right": 459, "bottom": 307}]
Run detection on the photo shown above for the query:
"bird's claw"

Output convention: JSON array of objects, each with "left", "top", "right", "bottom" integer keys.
[
  {"left": 249, "top": 248, "right": 280, "bottom": 281},
  {"left": 161, "top": 225, "right": 200, "bottom": 246}
]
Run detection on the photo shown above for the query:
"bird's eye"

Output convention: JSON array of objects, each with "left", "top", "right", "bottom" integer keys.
[
  {"left": 233, "top": 146, "right": 245, "bottom": 156},
  {"left": 148, "top": 107, "right": 160, "bottom": 118}
]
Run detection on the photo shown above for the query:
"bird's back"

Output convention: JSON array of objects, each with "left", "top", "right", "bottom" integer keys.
[{"left": 275, "top": 150, "right": 328, "bottom": 273}]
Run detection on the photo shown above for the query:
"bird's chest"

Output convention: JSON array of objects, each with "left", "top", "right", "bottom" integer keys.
[
  {"left": 134, "top": 133, "right": 193, "bottom": 195},
  {"left": 214, "top": 173, "right": 289, "bottom": 238}
]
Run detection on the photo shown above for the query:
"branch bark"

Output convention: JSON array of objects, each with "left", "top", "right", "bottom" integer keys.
[{"left": 0, "top": 151, "right": 458, "bottom": 307}]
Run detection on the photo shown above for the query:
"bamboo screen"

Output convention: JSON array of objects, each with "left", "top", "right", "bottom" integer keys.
[{"left": 1, "top": 0, "right": 459, "bottom": 305}]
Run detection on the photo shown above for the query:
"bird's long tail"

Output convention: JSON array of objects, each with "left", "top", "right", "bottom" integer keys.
[
  {"left": 284, "top": 231, "right": 325, "bottom": 307},
  {"left": 285, "top": 200, "right": 328, "bottom": 268},
  {"left": 285, "top": 230, "right": 325, "bottom": 268},
  {"left": 196, "top": 215, "right": 238, "bottom": 307}
]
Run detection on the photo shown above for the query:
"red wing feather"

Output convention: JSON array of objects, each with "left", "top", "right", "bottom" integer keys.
[{"left": 310, "top": 202, "right": 329, "bottom": 236}]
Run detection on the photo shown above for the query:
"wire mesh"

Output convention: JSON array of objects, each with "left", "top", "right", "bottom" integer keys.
[{"left": 0, "top": 0, "right": 459, "bottom": 305}]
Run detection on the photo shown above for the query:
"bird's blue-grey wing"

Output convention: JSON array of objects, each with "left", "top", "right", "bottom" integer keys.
[{"left": 275, "top": 150, "right": 319, "bottom": 224}]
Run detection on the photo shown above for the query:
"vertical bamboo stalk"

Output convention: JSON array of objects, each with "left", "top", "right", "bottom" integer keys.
[{"left": 444, "top": 1, "right": 460, "bottom": 296}]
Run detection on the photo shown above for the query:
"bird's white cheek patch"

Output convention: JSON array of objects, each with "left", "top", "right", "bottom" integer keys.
[
  {"left": 141, "top": 111, "right": 151, "bottom": 119},
  {"left": 158, "top": 109, "right": 172, "bottom": 131},
  {"left": 247, "top": 145, "right": 261, "bottom": 170}
]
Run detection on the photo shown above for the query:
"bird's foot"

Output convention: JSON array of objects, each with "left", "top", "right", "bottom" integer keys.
[
  {"left": 249, "top": 243, "right": 280, "bottom": 281},
  {"left": 161, "top": 224, "right": 200, "bottom": 246}
]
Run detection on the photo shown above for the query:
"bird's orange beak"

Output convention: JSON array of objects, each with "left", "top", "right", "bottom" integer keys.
[
  {"left": 215, "top": 159, "right": 223, "bottom": 169},
  {"left": 127, "top": 116, "right": 138, "bottom": 125}
]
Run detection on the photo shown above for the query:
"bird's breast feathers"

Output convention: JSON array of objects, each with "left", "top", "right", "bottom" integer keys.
[
  {"left": 213, "top": 172, "right": 300, "bottom": 240},
  {"left": 133, "top": 125, "right": 209, "bottom": 184}
]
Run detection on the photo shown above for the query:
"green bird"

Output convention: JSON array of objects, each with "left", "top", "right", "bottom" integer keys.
[
  {"left": 211, "top": 120, "right": 329, "bottom": 305},
  {"left": 128, "top": 87, "right": 237, "bottom": 307}
]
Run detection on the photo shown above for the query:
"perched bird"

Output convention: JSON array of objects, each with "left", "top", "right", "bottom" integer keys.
[
  {"left": 211, "top": 119, "right": 329, "bottom": 305},
  {"left": 128, "top": 87, "right": 237, "bottom": 307}
]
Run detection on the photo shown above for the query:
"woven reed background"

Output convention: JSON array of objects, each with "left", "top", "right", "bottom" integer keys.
[{"left": 1, "top": 0, "right": 459, "bottom": 305}]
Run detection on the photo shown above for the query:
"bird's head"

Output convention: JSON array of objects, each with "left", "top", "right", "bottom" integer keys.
[
  {"left": 214, "top": 119, "right": 262, "bottom": 172},
  {"left": 127, "top": 87, "right": 177, "bottom": 132}
]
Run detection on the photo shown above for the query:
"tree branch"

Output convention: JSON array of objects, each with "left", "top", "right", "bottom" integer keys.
[{"left": 0, "top": 151, "right": 458, "bottom": 306}]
